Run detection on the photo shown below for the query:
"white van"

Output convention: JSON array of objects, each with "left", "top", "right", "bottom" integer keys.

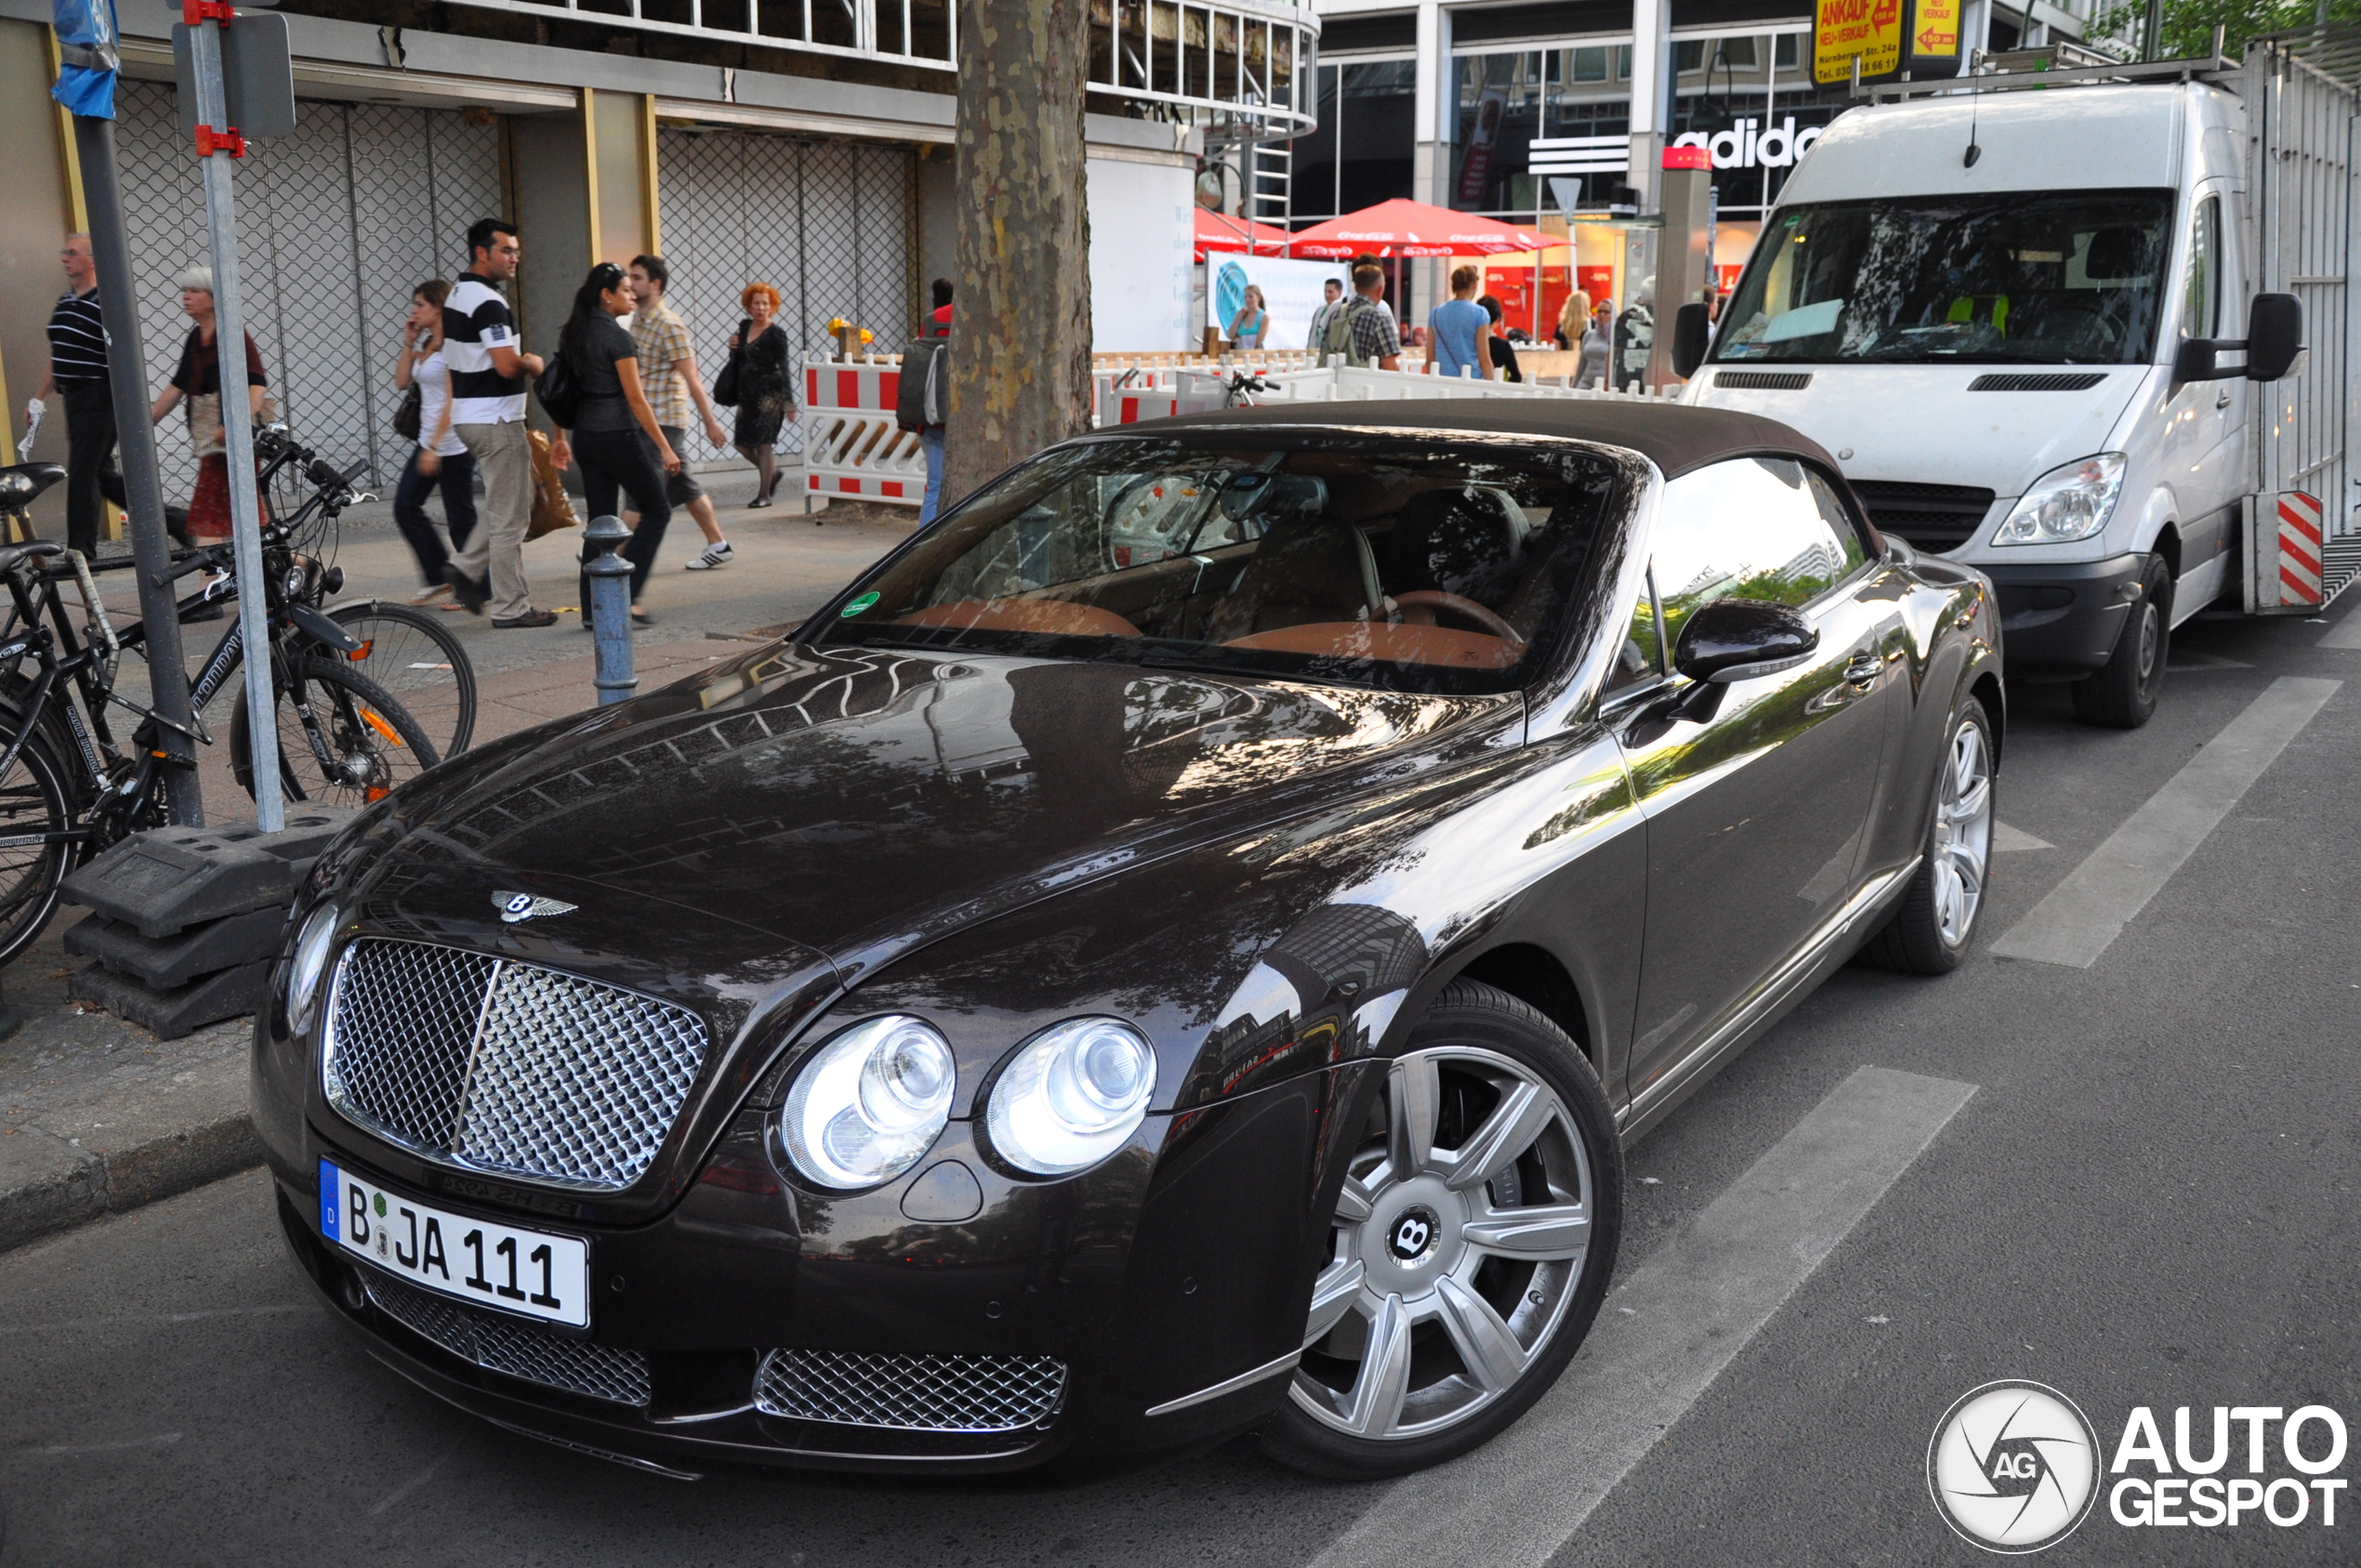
[{"left": 1682, "top": 46, "right": 2348, "bottom": 727}]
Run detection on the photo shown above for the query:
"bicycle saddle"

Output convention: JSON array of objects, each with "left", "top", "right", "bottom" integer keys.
[
  {"left": 0, "top": 464, "right": 67, "bottom": 509},
  {"left": 0, "top": 539, "right": 64, "bottom": 573}
]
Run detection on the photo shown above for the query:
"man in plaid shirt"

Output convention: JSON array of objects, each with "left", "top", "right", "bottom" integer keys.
[
  {"left": 628, "top": 256, "right": 736, "bottom": 569},
  {"left": 1332, "top": 263, "right": 1404, "bottom": 371}
]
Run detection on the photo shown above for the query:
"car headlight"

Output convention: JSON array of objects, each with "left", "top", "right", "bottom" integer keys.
[
  {"left": 780, "top": 1015, "right": 956, "bottom": 1190},
  {"left": 984, "top": 1018, "right": 1156, "bottom": 1177},
  {"left": 286, "top": 902, "right": 341, "bottom": 1032},
  {"left": 1992, "top": 453, "right": 2126, "bottom": 545}
]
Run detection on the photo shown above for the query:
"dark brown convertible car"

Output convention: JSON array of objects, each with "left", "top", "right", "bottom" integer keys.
[{"left": 256, "top": 400, "right": 2001, "bottom": 1481}]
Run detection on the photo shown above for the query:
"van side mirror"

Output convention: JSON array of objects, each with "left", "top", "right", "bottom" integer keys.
[
  {"left": 2244, "top": 292, "right": 2302, "bottom": 381},
  {"left": 1673, "top": 599, "right": 1819, "bottom": 684},
  {"left": 1671, "top": 302, "right": 1711, "bottom": 379},
  {"left": 2171, "top": 337, "right": 2222, "bottom": 383}
]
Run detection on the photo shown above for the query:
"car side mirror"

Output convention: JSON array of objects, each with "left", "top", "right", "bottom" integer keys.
[
  {"left": 2245, "top": 292, "right": 2302, "bottom": 381},
  {"left": 1673, "top": 599, "right": 1820, "bottom": 684},
  {"left": 1671, "top": 302, "right": 1711, "bottom": 379}
]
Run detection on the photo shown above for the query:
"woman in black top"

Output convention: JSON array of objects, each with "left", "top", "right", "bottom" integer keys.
[
  {"left": 728, "top": 282, "right": 794, "bottom": 507},
  {"left": 1478, "top": 296, "right": 1523, "bottom": 384},
  {"left": 550, "top": 262, "right": 679, "bottom": 626}
]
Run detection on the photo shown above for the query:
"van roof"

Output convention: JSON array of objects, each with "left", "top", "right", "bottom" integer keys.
[{"left": 1783, "top": 82, "right": 2215, "bottom": 202}]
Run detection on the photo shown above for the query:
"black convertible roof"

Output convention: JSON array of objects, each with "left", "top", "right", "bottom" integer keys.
[{"left": 1139, "top": 397, "right": 1842, "bottom": 482}]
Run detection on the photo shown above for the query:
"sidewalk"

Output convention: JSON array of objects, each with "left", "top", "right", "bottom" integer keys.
[{"left": 0, "top": 480, "right": 917, "bottom": 1252}]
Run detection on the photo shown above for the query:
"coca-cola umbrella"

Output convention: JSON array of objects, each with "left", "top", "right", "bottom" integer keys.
[
  {"left": 1287, "top": 199, "right": 1550, "bottom": 258},
  {"left": 1194, "top": 208, "right": 1296, "bottom": 260}
]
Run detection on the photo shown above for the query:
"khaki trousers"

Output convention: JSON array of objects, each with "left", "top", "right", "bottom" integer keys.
[{"left": 448, "top": 419, "right": 534, "bottom": 620}]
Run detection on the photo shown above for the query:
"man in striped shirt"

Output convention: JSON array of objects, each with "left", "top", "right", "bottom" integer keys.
[
  {"left": 440, "top": 217, "right": 556, "bottom": 627},
  {"left": 33, "top": 233, "right": 126, "bottom": 556}
]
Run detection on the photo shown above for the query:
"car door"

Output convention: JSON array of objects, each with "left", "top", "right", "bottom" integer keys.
[{"left": 1615, "top": 456, "right": 1895, "bottom": 1105}]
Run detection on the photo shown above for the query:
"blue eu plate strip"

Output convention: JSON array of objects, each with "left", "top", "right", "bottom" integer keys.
[{"left": 319, "top": 1159, "right": 340, "bottom": 1241}]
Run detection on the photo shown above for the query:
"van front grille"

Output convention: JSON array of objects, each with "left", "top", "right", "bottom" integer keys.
[{"left": 1848, "top": 480, "right": 1998, "bottom": 553}]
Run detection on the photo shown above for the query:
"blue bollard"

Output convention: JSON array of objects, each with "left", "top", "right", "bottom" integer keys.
[{"left": 583, "top": 512, "right": 637, "bottom": 705}]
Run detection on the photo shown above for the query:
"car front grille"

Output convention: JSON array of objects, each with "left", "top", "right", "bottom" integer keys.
[
  {"left": 323, "top": 938, "right": 708, "bottom": 1192},
  {"left": 364, "top": 1270, "right": 653, "bottom": 1407},
  {"left": 1849, "top": 480, "right": 1998, "bottom": 553},
  {"left": 755, "top": 1349, "right": 1068, "bottom": 1433}
]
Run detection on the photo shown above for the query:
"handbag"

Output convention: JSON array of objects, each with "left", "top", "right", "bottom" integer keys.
[
  {"left": 525, "top": 429, "right": 578, "bottom": 541},
  {"left": 534, "top": 352, "right": 583, "bottom": 429},
  {"left": 187, "top": 392, "right": 225, "bottom": 458},
  {"left": 712, "top": 321, "right": 749, "bottom": 407},
  {"left": 392, "top": 384, "right": 422, "bottom": 441}
]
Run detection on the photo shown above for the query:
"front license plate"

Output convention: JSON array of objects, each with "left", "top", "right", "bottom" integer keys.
[{"left": 319, "top": 1159, "right": 590, "bottom": 1329}]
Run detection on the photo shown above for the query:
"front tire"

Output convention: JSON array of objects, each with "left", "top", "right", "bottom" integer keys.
[
  {"left": 1862, "top": 698, "right": 1995, "bottom": 975},
  {"left": 231, "top": 655, "right": 441, "bottom": 808},
  {"left": 1259, "top": 981, "right": 1621, "bottom": 1480},
  {"left": 2072, "top": 556, "right": 2170, "bottom": 729}
]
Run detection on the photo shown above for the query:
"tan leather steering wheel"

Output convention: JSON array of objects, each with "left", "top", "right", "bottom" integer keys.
[{"left": 1392, "top": 590, "right": 1524, "bottom": 645}]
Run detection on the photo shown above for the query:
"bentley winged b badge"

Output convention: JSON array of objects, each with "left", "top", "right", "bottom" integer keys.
[{"left": 495, "top": 890, "right": 578, "bottom": 923}]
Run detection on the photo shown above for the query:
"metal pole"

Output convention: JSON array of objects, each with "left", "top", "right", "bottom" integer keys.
[
  {"left": 71, "top": 114, "right": 203, "bottom": 826},
  {"left": 187, "top": 8, "right": 281, "bottom": 830},
  {"left": 583, "top": 513, "right": 637, "bottom": 705}
]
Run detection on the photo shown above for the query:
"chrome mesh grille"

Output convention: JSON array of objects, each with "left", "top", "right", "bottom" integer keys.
[
  {"left": 323, "top": 938, "right": 709, "bottom": 1192},
  {"left": 755, "top": 1349, "right": 1067, "bottom": 1433},
  {"left": 364, "top": 1271, "right": 652, "bottom": 1407}
]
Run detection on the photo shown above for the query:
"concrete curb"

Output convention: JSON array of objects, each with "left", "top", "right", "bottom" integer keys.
[{"left": 0, "top": 1049, "right": 261, "bottom": 1255}]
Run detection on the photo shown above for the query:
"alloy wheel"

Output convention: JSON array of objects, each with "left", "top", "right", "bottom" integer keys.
[
  {"left": 1291, "top": 1046, "right": 1595, "bottom": 1443},
  {"left": 1930, "top": 718, "right": 1993, "bottom": 947}
]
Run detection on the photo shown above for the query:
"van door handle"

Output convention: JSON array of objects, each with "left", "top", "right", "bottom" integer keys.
[{"left": 2216, "top": 390, "right": 2233, "bottom": 409}]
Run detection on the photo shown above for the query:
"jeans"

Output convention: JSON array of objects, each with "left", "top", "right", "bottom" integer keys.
[
  {"left": 918, "top": 427, "right": 945, "bottom": 526},
  {"left": 448, "top": 420, "right": 534, "bottom": 619},
  {"left": 59, "top": 381, "right": 126, "bottom": 558},
  {"left": 390, "top": 447, "right": 478, "bottom": 587},
  {"left": 573, "top": 426, "right": 672, "bottom": 606}
]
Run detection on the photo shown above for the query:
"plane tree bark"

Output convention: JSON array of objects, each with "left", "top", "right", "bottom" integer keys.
[{"left": 945, "top": 0, "right": 1094, "bottom": 504}]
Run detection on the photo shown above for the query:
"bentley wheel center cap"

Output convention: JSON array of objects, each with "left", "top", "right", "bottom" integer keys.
[{"left": 1387, "top": 1206, "right": 1443, "bottom": 1264}]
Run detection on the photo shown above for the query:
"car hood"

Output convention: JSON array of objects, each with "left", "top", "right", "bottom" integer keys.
[{"left": 374, "top": 643, "right": 1518, "bottom": 977}]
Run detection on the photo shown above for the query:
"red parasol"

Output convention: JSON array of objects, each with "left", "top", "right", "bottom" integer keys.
[{"left": 1287, "top": 199, "right": 1550, "bottom": 258}]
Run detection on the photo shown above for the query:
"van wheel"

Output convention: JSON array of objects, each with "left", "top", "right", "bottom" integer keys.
[{"left": 2072, "top": 556, "right": 2170, "bottom": 729}]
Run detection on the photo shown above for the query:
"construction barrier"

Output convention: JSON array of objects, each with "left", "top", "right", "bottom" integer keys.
[{"left": 801, "top": 355, "right": 928, "bottom": 505}]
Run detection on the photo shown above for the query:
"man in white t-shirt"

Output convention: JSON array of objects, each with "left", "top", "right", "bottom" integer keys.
[{"left": 441, "top": 218, "right": 554, "bottom": 628}]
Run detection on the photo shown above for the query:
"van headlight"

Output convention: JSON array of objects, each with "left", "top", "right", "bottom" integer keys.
[
  {"left": 780, "top": 1016, "right": 956, "bottom": 1190},
  {"left": 984, "top": 1018, "right": 1157, "bottom": 1176},
  {"left": 1992, "top": 453, "right": 2125, "bottom": 545},
  {"left": 286, "top": 903, "right": 341, "bottom": 1032}
]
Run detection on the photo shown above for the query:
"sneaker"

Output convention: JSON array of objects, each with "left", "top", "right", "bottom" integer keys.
[
  {"left": 685, "top": 542, "right": 734, "bottom": 571},
  {"left": 442, "top": 564, "right": 488, "bottom": 614},
  {"left": 492, "top": 609, "right": 559, "bottom": 629},
  {"left": 409, "top": 583, "right": 452, "bottom": 606}
]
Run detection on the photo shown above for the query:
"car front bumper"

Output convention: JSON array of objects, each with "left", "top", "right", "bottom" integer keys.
[{"left": 1972, "top": 551, "right": 2147, "bottom": 678}]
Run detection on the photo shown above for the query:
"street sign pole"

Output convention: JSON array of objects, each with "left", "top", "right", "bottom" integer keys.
[{"left": 182, "top": 0, "right": 280, "bottom": 830}]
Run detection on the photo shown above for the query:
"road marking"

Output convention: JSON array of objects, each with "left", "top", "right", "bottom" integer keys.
[
  {"left": 1992, "top": 822, "right": 2053, "bottom": 852},
  {"left": 1989, "top": 677, "right": 2341, "bottom": 968},
  {"left": 2169, "top": 649, "right": 2251, "bottom": 669},
  {"left": 1303, "top": 1065, "right": 1977, "bottom": 1568},
  {"left": 29, "top": 1431, "right": 183, "bottom": 1456},
  {"left": 2318, "top": 603, "right": 2361, "bottom": 649}
]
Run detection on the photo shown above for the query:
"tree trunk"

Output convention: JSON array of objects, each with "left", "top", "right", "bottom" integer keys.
[{"left": 945, "top": 0, "right": 1093, "bottom": 504}]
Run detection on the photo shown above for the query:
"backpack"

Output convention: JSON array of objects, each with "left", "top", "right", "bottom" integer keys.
[
  {"left": 895, "top": 337, "right": 948, "bottom": 431},
  {"left": 533, "top": 351, "right": 582, "bottom": 429},
  {"left": 1324, "top": 296, "right": 1377, "bottom": 367}
]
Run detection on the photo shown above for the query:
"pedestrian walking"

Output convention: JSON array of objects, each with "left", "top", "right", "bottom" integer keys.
[
  {"left": 896, "top": 323, "right": 950, "bottom": 526},
  {"left": 440, "top": 218, "right": 554, "bottom": 628},
  {"left": 1226, "top": 284, "right": 1269, "bottom": 350},
  {"left": 30, "top": 233, "right": 127, "bottom": 557},
  {"left": 623, "top": 255, "right": 735, "bottom": 571},
  {"left": 147, "top": 266, "right": 265, "bottom": 570},
  {"left": 389, "top": 280, "right": 476, "bottom": 604},
  {"left": 1425, "top": 265, "right": 1493, "bottom": 379},
  {"left": 1478, "top": 295, "right": 1523, "bottom": 383},
  {"left": 1306, "top": 277, "right": 1345, "bottom": 360},
  {"left": 1317, "top": 263, "right": 1403, "bottom": 371},
  {"left": 728, "top": 283, "right": 794, "bottom": 508},
  {"left": 549, "top": 262, "right": 677, "bottom": 628}
]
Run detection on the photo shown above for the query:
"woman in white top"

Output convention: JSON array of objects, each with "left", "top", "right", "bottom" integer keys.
[{"left": 390, "top": 280, "right": 479, "bottom": 606}]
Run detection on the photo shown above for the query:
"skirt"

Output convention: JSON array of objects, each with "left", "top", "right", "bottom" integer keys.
[
  {"left": 734, "top": 389, "right": 791, "bottom": 450},
  {"left": 187, "top": 455, "right": 232, "bottom": 543}
]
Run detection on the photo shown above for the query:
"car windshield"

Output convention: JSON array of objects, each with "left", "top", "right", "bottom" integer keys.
[
  {"left": 813, "top": 432, "right": 1632, "bottom": 693},
  {"left": 1712, "top": 190, "right": 2175, "bottom": 366}
]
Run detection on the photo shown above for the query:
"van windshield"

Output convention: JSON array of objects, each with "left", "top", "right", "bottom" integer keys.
[{"left": 1712, "top": 190, "right": 2176, "bottom": 365}]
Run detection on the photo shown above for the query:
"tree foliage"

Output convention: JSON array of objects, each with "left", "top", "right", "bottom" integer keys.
[{"left": 2094, "top": 0, "right": 2361, "bottom": 60}]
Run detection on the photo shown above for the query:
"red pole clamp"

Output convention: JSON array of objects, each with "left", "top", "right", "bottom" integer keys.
[
  {"left": 194, "top": 125, "right": 247, "bottom": 158},
  {"left": 183, "top": 0, "right": 236, "bottom": 21}
]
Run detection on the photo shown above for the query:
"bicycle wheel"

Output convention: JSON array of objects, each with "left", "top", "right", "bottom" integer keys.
[
  {"left": 325, "top": 599, "right": 477, "bottom": 757},
  {"left": 231, "top": 654, "right": 441, "bottom": 809},
  {"left": 0, "top": 727, "right": 78, "bottom": 966}
]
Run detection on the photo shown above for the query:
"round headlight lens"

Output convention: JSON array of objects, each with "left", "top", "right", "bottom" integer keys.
[
  {"left": 780, "top": 1016, "right": 956, "bottom": 1190},
  {"left": 286, "top": 902, "right": 341, "bottom": 1032},
  {"left": 984, "top": 1018, "right": 1157, "bottom": 1177}
]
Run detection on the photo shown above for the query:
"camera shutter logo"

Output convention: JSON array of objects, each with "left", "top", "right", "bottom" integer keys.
[{"left": 1928, "top": 1381, "right": 2101, "bottom": 1552}]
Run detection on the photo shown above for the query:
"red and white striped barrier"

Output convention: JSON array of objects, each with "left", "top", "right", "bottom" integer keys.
[
  {"left": 801, "top": 356, "right": 926, "bottom": 505},
  {"left": 2276, "top": 491, "right": 2326, "bottom": 606}
]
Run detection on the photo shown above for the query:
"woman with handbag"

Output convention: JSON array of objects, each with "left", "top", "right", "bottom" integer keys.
[
  {"left": 148, "top": 266, "right": 266, "bottom": 618},
  {"left": 726, "top": 282, "right": 794, "bottom": 508},
  {"left": 546, "top": 262, "right": 679, "bottom": 628},
  {"left": 390, "top": 280, "right": 478, "bottom": 606}
]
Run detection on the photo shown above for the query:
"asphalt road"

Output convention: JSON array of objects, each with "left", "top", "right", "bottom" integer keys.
[{"left": 2, "top": 599, "right": 2356, "bottom": 1567}]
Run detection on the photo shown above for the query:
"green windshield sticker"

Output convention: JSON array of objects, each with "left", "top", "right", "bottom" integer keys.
[{"left": 841, "top": 591, "right": 881, "bottom": 618}]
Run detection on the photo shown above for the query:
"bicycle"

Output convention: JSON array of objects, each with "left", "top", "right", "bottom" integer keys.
[{"left": 0, "top": 461, "right": 439, "bottom": 966}]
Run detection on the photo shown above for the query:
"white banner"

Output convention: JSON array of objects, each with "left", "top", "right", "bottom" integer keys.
[{"left": 1207, "top": 253, "right": 1352, "bottom": 350}]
